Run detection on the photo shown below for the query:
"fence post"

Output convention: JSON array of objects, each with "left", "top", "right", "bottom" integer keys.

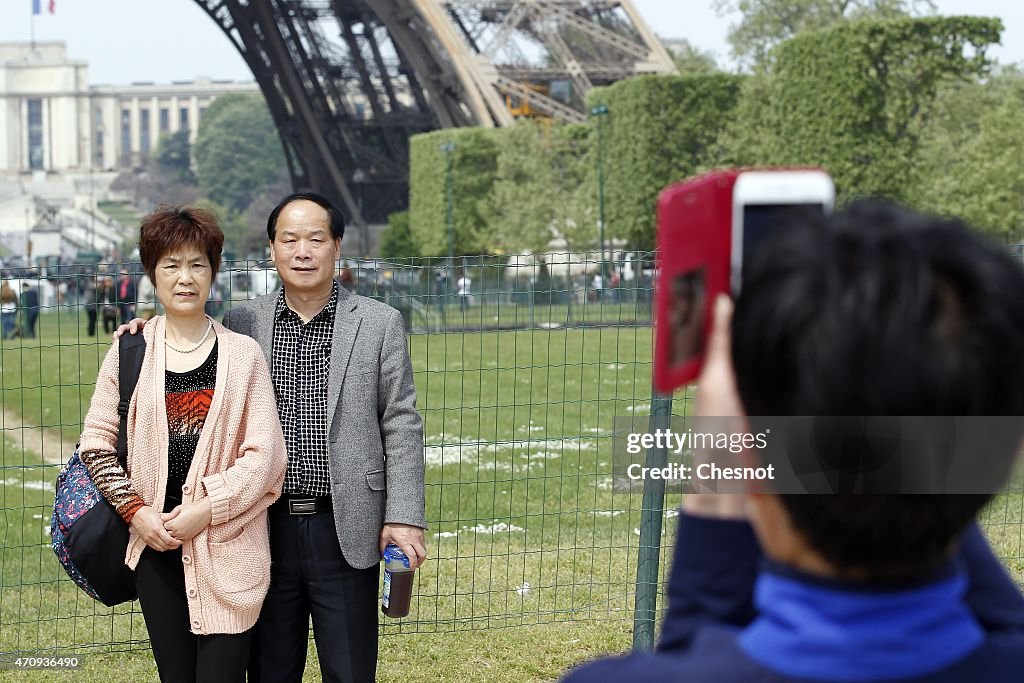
[{"left": 632, "top": 391, "right": 673, "bottom": 650}]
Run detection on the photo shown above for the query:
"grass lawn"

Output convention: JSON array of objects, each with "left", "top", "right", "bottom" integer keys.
[
  {"left": 96, "top": 202, "right": 141, "bottom": 229},
  {"left": 2, "top": 310, "right": 1022, "bottom": 681}
]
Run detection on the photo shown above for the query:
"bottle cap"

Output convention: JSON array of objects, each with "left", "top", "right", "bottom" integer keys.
[{"left": 383, "top": 543, "right": 411, "bottom": 570}]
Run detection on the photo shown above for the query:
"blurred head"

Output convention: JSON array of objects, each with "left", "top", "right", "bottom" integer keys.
[
  {"left": 732, "top": 202, "right": 1024, "bottom": 579},
  {"left": 138, "top": 206, "right": 224, "bottom": 318},
  {"left": 267, "top": 192, "right": 343, "bottom": 296}
]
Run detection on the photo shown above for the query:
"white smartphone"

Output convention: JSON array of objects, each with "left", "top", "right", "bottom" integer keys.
[{"left": 731, "top": 170, "right": 835, "bottom": 294}]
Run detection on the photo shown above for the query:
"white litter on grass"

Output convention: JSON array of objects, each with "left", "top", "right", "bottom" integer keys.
[
  {"left": 606, "top": 364, "right": 626, "bottom": 370},
  {"left": 539, "top": 322, "right": 562, "bottom": 329},
  {"left": 515, "top": 582, "right": 532, "bottom": 596},
  {"left": 665, "top": 508, "right": 680, "bottom": 519},
  {"left": 595, "top": 510, "right": 625, "bottom": 517},
  {"left": 434, "top": 521, "right": 526, "bottom": 538},
  {"left": 584, "top": 428, "right": 608, "bottom": 434},
  {"left": 595, "top": 478, "right": 613, "bottom": 490},
  {"left": 634, "top": 528, "right": 641, "bottom": 536},
  {"left": 626, "top": 404, "right": 651, "bottom": 413},
  {"left": 3, "top": 479, "right": 52, "bottom": 491},
  {"left": 516, "top": 422, "right": 545, "bottom": 433},
  {"left": 518, "top": 451, "right": 560, "bottom": 460},
  {"left": 423, "top": 437, "right": 595, "bottom": 467},
  {"left": 44, "top": 526, "right": 50, "bottom": 535},
  {"left": 469, "top": 522, "right": 525, "bottom": 534}
]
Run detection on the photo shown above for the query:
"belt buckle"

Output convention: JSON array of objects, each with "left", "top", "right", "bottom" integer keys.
[{"left": 288, "top": 498, "right": 317, "bottom": 515}]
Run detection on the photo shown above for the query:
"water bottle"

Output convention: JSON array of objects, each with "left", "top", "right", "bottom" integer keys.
[{"left": 381, "top": 543, "right": 414, "bottom": 618}]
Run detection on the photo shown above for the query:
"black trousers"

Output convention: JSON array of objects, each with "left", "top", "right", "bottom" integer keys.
[
  {"left": 249, "top": 507, "right": 380, "bottom": 683},
  {"left": 136, "top": 546, "right": 252, "bottom": 683}
]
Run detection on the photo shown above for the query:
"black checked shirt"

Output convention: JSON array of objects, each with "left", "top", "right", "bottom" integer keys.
[{"left": 272, "top": 282, "right": 338, "bottom": 496}]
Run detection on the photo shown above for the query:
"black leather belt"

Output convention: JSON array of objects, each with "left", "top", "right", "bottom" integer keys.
[{"left": 274, "top": 495, "right": 333, "bottom": 515}]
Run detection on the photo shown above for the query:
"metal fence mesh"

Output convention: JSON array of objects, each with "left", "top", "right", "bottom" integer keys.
[
  {"left": 1, "top": 252, "right": 1022, "bottom": 659},
  {"left": 0, "top": 255, "right": 670, "bottom": 656}
]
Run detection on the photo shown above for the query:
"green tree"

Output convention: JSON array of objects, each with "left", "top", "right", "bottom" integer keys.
[
  {"left": 378, "top": 211, "right": 419, "bottom": 259},
  {"left": 585, "top": 74, "right": 745, "bottom": 249},
  {"left": 715, "top": 0, "right": 934, "bottom": 68},
  {"left": 487, "top": 122, "right": 594, "bottom": 253},
  {"left": 915, "top": 69, "right": 1024, "bottom": 235},
  {"left": 153, "top": 130, "right": 196, "bottom": 185},
  {"left": 667, "top": 39, "right": 720, "bottom": 75},
  {"left": 194, "top": 93, "right": 287, "bottom": 213},
  {"left": 717, "top": 16, "right": 1002, "bottom": 205},
  {"left": 408, "top": 128, "right": 501, "bottom": 256}
]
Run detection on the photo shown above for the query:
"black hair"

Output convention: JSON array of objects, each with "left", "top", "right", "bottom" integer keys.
[
  {"left": 266, "top": 191, "right": 346, "bottom": 242},
  {"left": 732, "top": 201, "right": 1024, "bottom": 579}
]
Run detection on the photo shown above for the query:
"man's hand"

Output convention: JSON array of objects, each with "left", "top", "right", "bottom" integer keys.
[
  {"left": 162, "top": 499, "right": 213, "bottom": 542},
  {"left": 130, "top": 505, "right": 182, "bottom": 551},
  {"left": 687, "top": 295, "right": 750, "bottom": 519},
  {"left": 113, "top": 318, "right": 147, "bottom": 339},
  {"left": 380, "top": 523, "right": 427, "bottom": 569}
]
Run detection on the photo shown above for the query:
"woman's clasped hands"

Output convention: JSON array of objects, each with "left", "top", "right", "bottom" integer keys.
[{"left": 130, "top": 498, "right": 213, "bottom": 551}]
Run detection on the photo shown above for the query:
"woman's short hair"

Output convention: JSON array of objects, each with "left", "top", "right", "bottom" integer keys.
[{"left": 138, "top": 206, "right": 224, "bottom": 284}]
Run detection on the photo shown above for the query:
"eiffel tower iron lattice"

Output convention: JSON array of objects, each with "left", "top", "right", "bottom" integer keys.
[{"left": 194, "top": 0, "right": 675, "bottom": 254}]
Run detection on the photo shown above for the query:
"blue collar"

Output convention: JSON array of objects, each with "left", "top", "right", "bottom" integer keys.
[{"left": 738, "top": 562, "right": 984, "bottom": 681}]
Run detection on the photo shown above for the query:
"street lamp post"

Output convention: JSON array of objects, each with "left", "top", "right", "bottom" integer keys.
[
  {"left": 590, "top": 105, "right": 609, "bottom": 281},
  {"left": 440, "top": 142, "right": 455, "bottom": 265},
  {"left": 439, "top": 142, "right": 456, "bottom": 328}
]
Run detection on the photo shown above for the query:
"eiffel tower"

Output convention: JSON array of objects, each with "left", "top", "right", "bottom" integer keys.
[{"left": 195, "top": 1, "right": 675, "bottom": 252}]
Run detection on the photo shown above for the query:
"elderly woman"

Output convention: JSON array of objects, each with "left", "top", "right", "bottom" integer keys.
[{"left": 78, "top": 206, "right": 287, "bottom": 682}]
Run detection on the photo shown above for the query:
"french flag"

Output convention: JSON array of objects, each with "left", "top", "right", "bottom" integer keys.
[{"left": 32, "top": 1, "right": 55, "bottom": 15}]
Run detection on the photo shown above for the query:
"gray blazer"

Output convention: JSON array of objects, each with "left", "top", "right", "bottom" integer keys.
[{"left": 222, "top": 286, "right": 426, "bottom": 569}]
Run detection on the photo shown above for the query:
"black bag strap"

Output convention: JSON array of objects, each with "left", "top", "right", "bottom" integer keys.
[{"left": 116, "top": 331, "right": 147, "bottom": 472}]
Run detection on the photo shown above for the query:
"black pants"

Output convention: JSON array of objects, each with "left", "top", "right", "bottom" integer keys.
[
  {"left": 86, "top": 307, "right": 97, "bottom": 336},
  {"left": 136, "top": 546, "right": 251, "bottom": 683},
  {"left": 24, "top": 310, "right": 37, "bottom": 337},
  {"left": 249, "top": 508, "right": 380, "bottom": 683}
]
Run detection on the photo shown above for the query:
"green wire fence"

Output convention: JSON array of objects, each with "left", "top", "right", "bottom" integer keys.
[
  {"left": 1, "top": 251, "right": 1022, "bottom": 662},
  {"left": 0, "top": 254, "right": 681, "bottom": 659}
]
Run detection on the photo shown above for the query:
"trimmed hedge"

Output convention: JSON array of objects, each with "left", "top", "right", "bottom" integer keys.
[
  {"left": 408, "top": 128, "right": 500, "bottom": 256},
  {"left": 720, "top": 16, "right": 1002, "bottom": 204},
  {"left": 585, "top": 74, "right": 745, "bottom": 249}
]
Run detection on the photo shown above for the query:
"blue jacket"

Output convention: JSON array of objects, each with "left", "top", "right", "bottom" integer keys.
[{"left": 563, "top": 514, "right": 1024, "bottom": 682}]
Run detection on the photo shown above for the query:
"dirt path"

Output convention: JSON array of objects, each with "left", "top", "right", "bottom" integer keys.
[{"left": 2, "top": 406, "right": 75, "bottom": 465}]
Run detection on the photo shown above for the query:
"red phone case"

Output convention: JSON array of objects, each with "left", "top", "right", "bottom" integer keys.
[{"left": 654, "top": 170, "right": 739, "bottom": 393}]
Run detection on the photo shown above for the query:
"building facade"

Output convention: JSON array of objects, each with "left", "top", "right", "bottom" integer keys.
[{"left": 0, "top": 41, "right": 259, "bottom": 174}]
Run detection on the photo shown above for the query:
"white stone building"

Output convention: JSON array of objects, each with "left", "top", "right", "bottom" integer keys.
[{"left": 0, "top": 41, "right": 259, "bottom": 174}]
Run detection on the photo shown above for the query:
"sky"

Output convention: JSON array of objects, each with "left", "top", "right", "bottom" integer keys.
[{"left": 0, "top": 1, "right": 1020, "bottom": 84}]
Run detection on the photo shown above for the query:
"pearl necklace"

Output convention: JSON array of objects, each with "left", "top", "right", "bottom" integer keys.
[{"left": 165, "top": 318, "right": 213, "bottom": 354}]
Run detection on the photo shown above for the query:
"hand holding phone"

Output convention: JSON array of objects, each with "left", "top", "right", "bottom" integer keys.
[{"left": 654, "top": 169, "right": 834, "bottom": 393}]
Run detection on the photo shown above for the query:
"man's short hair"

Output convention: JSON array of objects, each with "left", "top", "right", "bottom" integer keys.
[
  {"left": 732, "top": 201, "right": 1024, "bottom": 579},
  {"left": 138, "top": 205, "right": 224, "bottom": 284},
  {"left": 266, "top": 191, "right": 346, "bottom": 243}
]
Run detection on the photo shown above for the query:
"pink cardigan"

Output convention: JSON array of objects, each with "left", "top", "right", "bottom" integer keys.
[{"left": 79, "top": 316, "right": 287, "bottom": 634}]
